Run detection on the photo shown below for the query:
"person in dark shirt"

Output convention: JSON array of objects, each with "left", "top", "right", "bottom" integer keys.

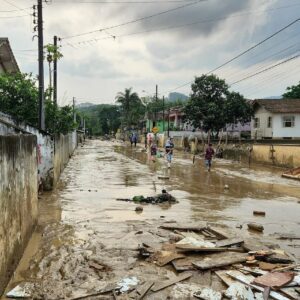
[{"left": 205, "top": 143, "right": 215, "bottom": 172}]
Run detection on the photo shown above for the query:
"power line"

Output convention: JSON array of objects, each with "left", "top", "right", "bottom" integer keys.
[
  {"left": 62, "top": 3, "right": 300, "bottom": 47},
  {"left": 2, "top": 0, "right": 31, "bottom": 14},
  {"left": 162, "top": 17, "right": 300, "bottom": 95},
  {"left": 229, "top": 53, "right": 300, "bottom": 86},
  {"left": 52, "top": 0, "right": 198, "bottom": 3},
  {"left": 0, "top": 7, "right": 31, "bottom": 12},
  {"left": 61, "top": 0, "right": 206, "bottom": 39}
]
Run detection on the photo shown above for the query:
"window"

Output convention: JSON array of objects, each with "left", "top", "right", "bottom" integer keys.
[
  {"left": 254, "top": 117, "right": 260, "bottom": 128},
  {"left": 282, "top": 116, "right": 295, "bottom": 128},
  {"left": 267, "top": 116, "right": 272, "bottom": 128}
]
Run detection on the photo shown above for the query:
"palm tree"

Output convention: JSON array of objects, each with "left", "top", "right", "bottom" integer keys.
[{"left": 115, "top": 88, "right": 141, "bottom": 127}]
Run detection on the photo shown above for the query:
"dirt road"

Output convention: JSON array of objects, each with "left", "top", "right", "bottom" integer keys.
[{"left": 4, "top": 139, "right": 300, "bottom": 299}]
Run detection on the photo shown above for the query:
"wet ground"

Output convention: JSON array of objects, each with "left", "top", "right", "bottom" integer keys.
[{"left": 3, "top": 139, "right": 300, "bottom": 299}]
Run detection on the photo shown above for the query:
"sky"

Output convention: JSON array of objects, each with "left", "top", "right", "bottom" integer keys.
[{"left": 1, "top": 0, "right": 300, "bottom": 106}]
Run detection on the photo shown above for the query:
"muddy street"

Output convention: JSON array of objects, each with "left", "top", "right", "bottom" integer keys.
[{"left": 4, "top": 139, "right": 300, "bottom": 299}]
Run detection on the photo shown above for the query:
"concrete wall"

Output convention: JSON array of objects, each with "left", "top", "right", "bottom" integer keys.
[
  {"left": 0, "top": 135, "right": 38, "bottom": 295},
  {"left": 252, "top": 144, "right": 300, "bottom": 168},
  {"left": 54, "top": 131, "right": 77, "bottom": 185},
  {"left": 0, "top": 112, "right": 54, "bottom": 190}
]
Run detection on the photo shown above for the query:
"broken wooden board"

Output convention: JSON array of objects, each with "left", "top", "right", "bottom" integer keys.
[
  {"left": 151, "top": 273, "right": 192, "bottom": 292},
  {"left": 276, "top": 234, "right": 300, "bottom": 240},
  {"left": 227, "top": 271, "right": 290, "bottom": 300},
  {"left": 259, "top": 262, "right": 278, "bottom": 271},
  {"left": 159, "top": 224, "right": 206, "bottom": 232},
  {"left": 193, "top": 252, "right": 247, "bottom": 270},
  {"left": 215, "top": 238, "right": 244, "bottom": 248},
  {"left": 206, "top": 226, "right": 228, "bottom": 240},
  {"left": 253, "top": 272, "right": 295, "bottom": 288},
  {"left": 176, "top": 244, "right": 243, "bottom": 253},
  {"left": 280, "top": 287, "right": 300, "bottom": 300},
  {"left": 153, "top": 251, "right": 185, "bottom": 267},
  {"left": 193, "top": 287, "right": 222, "bottom": 300},
  {"left": 215, "top": 270, "right": 255, "bottom": 287},
  {"left": 172, "top": 257, "right": 196, "bottom": 272},
  {"left": 88, "top": 261, "right": 105, "bottom": 271},
  {"left": 136, "top": 282, "right": 154, "bottom": 300}
]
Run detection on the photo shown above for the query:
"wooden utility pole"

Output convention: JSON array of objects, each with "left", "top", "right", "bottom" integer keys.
[
  {"left": 53, "top": 35, "right": 58, "bottom": 105},
  {"left": 38, "top": 0, "right": 45, "bottom": 130},
  {"left": 162, "top": 96, "right": 165, "bottom": 132}
]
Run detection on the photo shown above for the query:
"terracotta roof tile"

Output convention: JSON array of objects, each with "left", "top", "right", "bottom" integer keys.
[{"left": 253, "top": 99, "right": 300, "bottom": 113}]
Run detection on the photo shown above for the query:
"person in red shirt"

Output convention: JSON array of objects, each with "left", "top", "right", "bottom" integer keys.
[{"left": 205, "top": 143, "right": 215, "bottom": 172}]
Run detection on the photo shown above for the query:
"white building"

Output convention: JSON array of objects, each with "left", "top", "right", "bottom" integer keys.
[{"left": 251, "top": 99, "right": 300, "bottom": 139}]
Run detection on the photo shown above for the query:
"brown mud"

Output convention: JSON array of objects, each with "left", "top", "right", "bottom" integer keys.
[{"left": 2, "top": 140, "right": 300, "bottom": 299}]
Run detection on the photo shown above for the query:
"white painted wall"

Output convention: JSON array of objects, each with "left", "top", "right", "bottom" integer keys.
[
  {"left": 272, "top": 114, "right": 300, "bottom": 138},
  {"left": 251, "top": 106, "right": 273, "bottom": 138}
]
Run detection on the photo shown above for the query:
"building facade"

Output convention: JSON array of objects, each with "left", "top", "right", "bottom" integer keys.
[{"left": 251, "top": 99, "right": 300, "bottom": 139}]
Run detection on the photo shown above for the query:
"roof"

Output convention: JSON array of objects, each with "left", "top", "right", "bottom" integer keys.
[
  {"left": 0, "top": 38, "right": 20, "bottom": 74},
  {"left": 253, "top": 99, "right": 300, "bottom": 113}
]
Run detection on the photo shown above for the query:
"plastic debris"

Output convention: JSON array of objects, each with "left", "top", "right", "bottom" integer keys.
[{"left": 117, "top": 276, "right": 139, "bottom": 293}]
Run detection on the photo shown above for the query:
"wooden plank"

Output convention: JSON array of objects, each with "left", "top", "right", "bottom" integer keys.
[
  {"left": 215, "top": 238, "right": 244, "bottom": 248},
  {"left": 159, "top": 224, "right": 206, "bottom": 232},
  {"left": 215, "top": 270, "right": 237, "bottom": 286},
  {"left": 193, "top": 252, "right": 247, "bottom": 270},
  {"left": 176, "top": 244, "right": 244, "bottom": 253},
  {"left": 226, "top": 271, "right": 290, "bottom": 300},
  {"left": 206, "top": 227, "right": 228, "bottom": 240},
  {"left": 155, "top": 251, "right": 186, "bottom": 267},
  {"left": 151, "top": 273, "right": 192, "bottom": 292},
  {"left": 172, "top": 258, "right": 196, "bottom": 272},
  {"left": 137, "top": 282, "right": 154, "bottom": 300}
]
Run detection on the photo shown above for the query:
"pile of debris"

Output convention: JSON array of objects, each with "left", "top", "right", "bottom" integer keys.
[
  {"left": 136, "top": 223, "right": 300, "bottom": 299},
  {"left": 117, "top": 190, "right": 177, "bottom": 205}
]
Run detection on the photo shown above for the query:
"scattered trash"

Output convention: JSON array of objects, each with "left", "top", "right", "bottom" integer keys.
[
  {"left": 158, "top": 175, "right": 169, "bottom": 180},
  {"left": 253, "top": 211, "right": 266, "bottom": 216},
  {"left": 117, "top": 277, "right": 139, "bottom": 293},
  {"left": 224, "top": 184, "right": 229, "bottom": 190},
  {"left": 225, "top": 282, "right": 256, "bottom": 300},
  {"left": 6, "top": 283, "right": 33, "bottom": 298},
  {"left": 247, "top": 223, "right": 264, "bottom": 232}
]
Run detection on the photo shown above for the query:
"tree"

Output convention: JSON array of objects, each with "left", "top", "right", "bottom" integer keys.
[
  {"left": 184, "top": 74, "right": 252, "bottom": 136},
  {"left": 0, "top": 72, "right": 75, "bottom": 134},
  {"left": 0, "top": 73, "right": 38, "bottom": 125},
  {"left": 115, "top": 88, "right": 145, "bottom": 127},
  {"left": 44, "top": 43, "right": 63, "bottom": 99},
  {"left": 283, "top": 81, "right": 300, "bottom": 98}
]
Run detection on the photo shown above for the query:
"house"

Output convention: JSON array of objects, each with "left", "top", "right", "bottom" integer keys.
[
  {"left": 0, "top": 38, "right": 19, "bottom": 74},
  {"left": 251, "top": 99, "right": 300, "bottom": 139}
]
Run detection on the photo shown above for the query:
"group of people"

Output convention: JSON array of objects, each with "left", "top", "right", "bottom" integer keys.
[
  {"left": 129, "top": 131, "right": 216, "bottom": 171},
  {"left": 149, "top": 137, "right": 174, "bottom": 168}
]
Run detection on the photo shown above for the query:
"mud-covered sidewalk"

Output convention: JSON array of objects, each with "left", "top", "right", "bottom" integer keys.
[{"left": 3, "top": 140, "right": 300, "bottom": 299}]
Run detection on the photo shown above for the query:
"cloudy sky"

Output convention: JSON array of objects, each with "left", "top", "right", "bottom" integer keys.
[{"left": 1, "top": 0, "right": 300, "bottom": 105}]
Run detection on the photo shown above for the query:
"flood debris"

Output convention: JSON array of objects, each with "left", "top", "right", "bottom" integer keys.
[
  {"left": 247, "top": 223, "right": 264, "bottom": 232},
  {"left": 135, "top": 206, "right": 143, "bottom": 212},
  {"left": 117, "top": 190, "right": 177, "bottom": 204},
  {"left": 151, "top": 272, "right": 192, "bottom": 292},
  {"left": 253, "top": 272, "right": 295, "bottom": 288},
  {"left": 193, "top": 287, "right": 222, "bottom": 300},
  {"left": 253, "top": 211, "right": 266, "bottom": 216},
  {"left": 116, "top": 276, "right": 139, "bottom": 293},
  {"left": 6, "top": 283, "right": 34, "bottom": 298}
]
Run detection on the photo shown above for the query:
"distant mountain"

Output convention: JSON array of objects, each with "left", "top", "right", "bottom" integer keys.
[
  {"left": 168, "top": 92, "right": 188, "bottom": 102},
  {"left": 76, "top": 102, "right": 95, "bottom": 108}
]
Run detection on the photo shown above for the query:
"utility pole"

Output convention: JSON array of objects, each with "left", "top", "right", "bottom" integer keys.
[
  {"left": 168, "top": 108, "right": 170, "bottom": 138},
  {"left": 38, "top": 0, "right": 45, "bottom": 130},
  {"left": 154, "top": 84, "right": 158, "bottom": 127},
  {"left": 53, "top": 35, "right": 58, "bottom": 105},
  {"left": 162, "top": 96, "right": 165, "bottom": 132}
]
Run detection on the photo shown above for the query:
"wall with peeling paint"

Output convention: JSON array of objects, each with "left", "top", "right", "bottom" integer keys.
[
  {"left": 0, "top": 135, "right": 38, "bottom": 295},
  {"left": 0, "top": 112, "right": 54, "bottom": 190},
  {"left": 54, "top": 131, "right": 77, "bottom": 185}
]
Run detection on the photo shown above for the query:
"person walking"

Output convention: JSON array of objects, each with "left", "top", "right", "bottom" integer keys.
[
  {"left": 150, "top": 142, "right": 157, "bottom": 162},
  {"left": 132, "top": 133, "right": 138, "bottom": 147},
  {"left": 165, "top": 137, "right": 174, "bottom": 168},
  {"left": 205, "top": 143, "right": 215, "bottom": 172}
]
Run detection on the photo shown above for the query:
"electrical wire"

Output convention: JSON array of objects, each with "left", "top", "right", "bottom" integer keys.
[
  {"left": 61, "top": 0, "right": 206, "bottom": 39},
  {"left": 162, "top": 17, "right": 300, "bottom": 94}
]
